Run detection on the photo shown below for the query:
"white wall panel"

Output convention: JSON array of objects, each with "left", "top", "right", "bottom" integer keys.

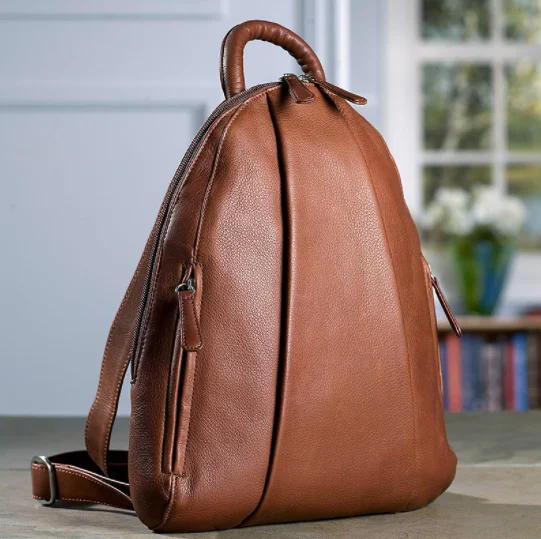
[{"left": 0, "top": 0, "right": 383, "bottom": 415}]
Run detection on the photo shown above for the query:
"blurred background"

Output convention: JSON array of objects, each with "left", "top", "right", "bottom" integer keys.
[{"left": 1, "top": 0, "right": 540, "bottom": 416}]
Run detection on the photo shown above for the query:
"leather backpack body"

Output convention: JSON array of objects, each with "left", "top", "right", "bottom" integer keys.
[{"left": 31, "top": 20, "right": 461, "bottom": 533}]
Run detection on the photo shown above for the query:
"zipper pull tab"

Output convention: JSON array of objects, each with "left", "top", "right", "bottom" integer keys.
[
  {"left": 175, "top": 267, "right": 202, "bottom": 351},
  {"left": 281, "top": 74, "right": 315, "bottom": 104},
  {"left": 308, "top": 78, "right": 367, "bottom": 106},
  {"left": 430, "top": 269, "right": 462, "bottom": 338}
]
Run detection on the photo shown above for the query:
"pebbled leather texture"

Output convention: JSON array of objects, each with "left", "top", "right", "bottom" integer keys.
[
  {"left": 220, "top": 20, "right": 325, "bottom": 98},
  {"left": 31, "top": 20, "right": 458, "bottom": 533}
]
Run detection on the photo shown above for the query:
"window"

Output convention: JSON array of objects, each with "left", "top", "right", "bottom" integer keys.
[{"left": 385, "top": 0, "right": 541, "bottom": 251}]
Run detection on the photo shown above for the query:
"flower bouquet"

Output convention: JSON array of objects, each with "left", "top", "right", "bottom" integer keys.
[{"left": 422, "top": 186, "right": 526, "bottom": 315}]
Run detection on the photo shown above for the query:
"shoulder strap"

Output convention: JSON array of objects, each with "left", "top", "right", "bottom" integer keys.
[
  {"left": 31, "top": 217, "right": 158, "bottom": 510},
  {"left": 84, "top": 231, "right": 154, "bottom": 476},
  {"left": 31, "top": 451, "right": 133, "bottom": 509}
]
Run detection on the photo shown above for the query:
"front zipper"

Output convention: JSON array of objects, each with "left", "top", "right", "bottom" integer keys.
[
  {"left": 281, "top": 73, "right": 315, "bottom": 103},
  {"left": 130, "top": 82, "right": 279, "bottom": 381},
  {"left": 302, "top": 76, "right": 367, "bottom": 105}
]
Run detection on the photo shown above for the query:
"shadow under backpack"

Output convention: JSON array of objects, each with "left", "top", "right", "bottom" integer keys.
[{"left": 31, "top": 19, "right": 462, "bottom": 533}]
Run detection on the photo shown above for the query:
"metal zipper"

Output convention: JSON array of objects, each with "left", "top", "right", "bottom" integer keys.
[
  {"left": 130, "top": 82, "right": 279, "bottom": 381},
  {"left": 428, "top": 264, "right": 462, "bottom": 338}
]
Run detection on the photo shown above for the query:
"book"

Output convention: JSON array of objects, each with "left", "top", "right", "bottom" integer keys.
[
  {"left": 460, "top": 334, "right": 484, "bottom": 411},
  {"left": 504, "top": 338, "right": 514, "bottom": 410},
  {"left": 470, "top": 335, "right": 484, "bottom": 411},
  {"left": 446, "top": 333, "right": 462, "bottom": 412},
  {"left": 482, "top": 340, "right": 503, "bottom": 411},
  {"left": 437, "top": 318, "right": 541, "bottom": 412},
  {"left": 513, "top": 333, "right": 529, "bottom": 411},
  {"left": 461, "top": 334, "right": 473, "bottom": 411},
  {"left": 527, "top": 333, "right": 539, "bottom": 409},
  {"left": 439, "top": 339, "right": 449, "bottom": 411}
]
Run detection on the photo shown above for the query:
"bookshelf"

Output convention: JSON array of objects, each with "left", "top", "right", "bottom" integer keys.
[{"left": 437, "top": 317, "right": 541, "bottom": 412}]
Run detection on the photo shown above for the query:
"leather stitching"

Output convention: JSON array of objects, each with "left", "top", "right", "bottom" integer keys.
[
  {"left": 178, "top": 294, "right": 201, "bottom": 351},
  {"left": 176, "top": 264, "right": 204, "bottom": 476},
  {"left": 100, "top": 364, "right": 129, "bottom": 476},
  {"left": 160, "top": 263, "right": 204, "bottom": 476},
  {"left": 179, "top": 295, "right": 186, "bottom": 348},
  {"left": 85, "top": 233, "right": 152, "bottom": 474},
  {"left": 32, "top": 465, "right": 131, "bottom": 506},
  {"left": 184, "top": 295, "right": 202, "bottom": 351},
  {"left": 193, "top": 87, "right": 281, "bottom": 260},
  {"left": 138, "top": 88, "right": 279, "bottom": 377},
  {"left": 178, "top": 353, "right": 196, "bottom": 477},
  {"left": 135, "top": 88, "right": 279, "bottom": 522},
  {"left": 153, "top": 475, "right": 177, "bottom": 531},
  {"left": 161, "top": 263, "right": 187, "bottom": 474},
  {"left": 134, "top": 102, "right": 245, "bottom": 383}
]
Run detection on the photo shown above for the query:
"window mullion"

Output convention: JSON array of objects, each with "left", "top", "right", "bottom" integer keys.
[
  {"left": 493, "top": 60, "right": 506, "bottom": 191},
  {"left": 492, "top": 0, "right": 506, "bottom": 191}
]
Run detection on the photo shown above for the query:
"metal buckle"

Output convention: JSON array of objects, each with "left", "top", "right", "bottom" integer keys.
[{"left": 31, "top": 456, "right": 57, "bottom": 506}]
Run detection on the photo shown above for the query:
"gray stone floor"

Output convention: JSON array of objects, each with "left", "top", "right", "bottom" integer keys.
[{"left": 1, "top": 413, "right": 540, "bottom": 538}]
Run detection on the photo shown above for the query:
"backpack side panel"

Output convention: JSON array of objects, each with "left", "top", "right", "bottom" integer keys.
[
  {"left": 129, "top": 109, "right": 238, "bottom": 528},
  {"left": 133, "top": 88, "right": 286, "bottom": 531}
]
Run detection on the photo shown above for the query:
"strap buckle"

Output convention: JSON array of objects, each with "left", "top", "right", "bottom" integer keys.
[{"left": 31, "top": 456, "right": 58, "bottom": 506}]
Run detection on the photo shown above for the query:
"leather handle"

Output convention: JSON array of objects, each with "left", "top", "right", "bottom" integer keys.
[{"left": 220, "top": 20, "right": 325, "bottom": 99}]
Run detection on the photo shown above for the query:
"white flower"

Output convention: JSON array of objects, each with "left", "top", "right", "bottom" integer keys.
[
  {"left": 421, "top": 202, "right": 444, "bottom": 229},
  {"left": 423, "top": 185, "right": 527, "bottom": 239},
  {"left": 471, "top": 186, "right": 527, "bottom": 236},
  {"left": 435, "top": 187, "right": 469, "bottom": 211},
  {"left": 443, "top": 206, "right": 474, "bottom": 236},
  {"left": 495, "top": 196, "right": 527, "bottom": 236}
]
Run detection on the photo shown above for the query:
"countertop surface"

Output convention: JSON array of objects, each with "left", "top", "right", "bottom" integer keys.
[{"left": 1, "top": 412, "right": 540, "bottom": 538}]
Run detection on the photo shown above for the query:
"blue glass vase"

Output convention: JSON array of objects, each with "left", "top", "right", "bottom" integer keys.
[{"left": 449, "top": 238, "right": 514, "bottom": 316}]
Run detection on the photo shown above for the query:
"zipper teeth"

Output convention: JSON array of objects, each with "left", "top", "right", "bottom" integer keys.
[{"left": 130, "top": 82, "right": 279, "bottom": 380}]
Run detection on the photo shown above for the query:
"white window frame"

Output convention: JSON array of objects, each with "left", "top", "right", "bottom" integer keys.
[{"left": 384, "top": 0, "right": 541, "bottom": 309}]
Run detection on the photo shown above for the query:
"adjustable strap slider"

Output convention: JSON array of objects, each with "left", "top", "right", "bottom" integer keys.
[{"left": 31, "top": 456, "right": 58, "bottom": 506}]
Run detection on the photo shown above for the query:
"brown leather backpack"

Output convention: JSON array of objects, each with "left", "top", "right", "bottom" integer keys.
[{"left": 31, "top": 20, "right": 461, "bottom": 533}]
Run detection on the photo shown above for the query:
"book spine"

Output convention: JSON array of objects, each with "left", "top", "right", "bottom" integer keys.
[
  {"left": 527, "top": 332, "right": 539, "bottom": 410},
  {"left": 461, "top": 334, "right": 474, "bottom": 411},
  {"left": 483, "top": 340, "right": 502, "bottom": 411},
  {"left": 513, "top": 333, "right": 529, "bottom": 411},
  {"left": 504, "top": 338, "right": 515, "bottom": 410},
  {"left": 439, "top": 338, "right": 449, "bottom": 411},
  {"left": 471, "top": 335, "right": 484, "bottom": 411},
  {"left": 447, "top": 333, "right": 462, "bottom": 412}
]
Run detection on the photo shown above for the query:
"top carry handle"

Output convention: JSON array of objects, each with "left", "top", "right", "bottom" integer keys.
[{"left": 220, "top": 19, "right": 325, "bottom": 98}]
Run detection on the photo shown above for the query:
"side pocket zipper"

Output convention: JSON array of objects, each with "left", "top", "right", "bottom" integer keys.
[
  {"left": 175, "top": 269, "right": 203, "bottom": 352},
  {"left": 428, "top": 265, "right": 462, "bottom": 339},
  {"left": 422, "top": 257, "right": 446, "bottom": 401},
  {"left": 163, "top": 264, "right": 203, "bottom": 476}
]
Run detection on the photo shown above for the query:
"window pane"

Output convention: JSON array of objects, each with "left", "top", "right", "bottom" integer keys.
[
  {"left": 421, "top": 0, "right": 491, "bottom": 40},
  {"left": 423, "top": 64, "right": 493, "bottom": 150},
  {"left": 507, "top": 165, "right": 541, "bottom": 249},
  {"left": 506, "top": 62, "right": 541, "bottom": 151},
  {"left": 505, "top": 0, "right": 541, "bottom": 42},
  {"left": 423, "top": 166, "right": 492, "bottom": 204}
]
